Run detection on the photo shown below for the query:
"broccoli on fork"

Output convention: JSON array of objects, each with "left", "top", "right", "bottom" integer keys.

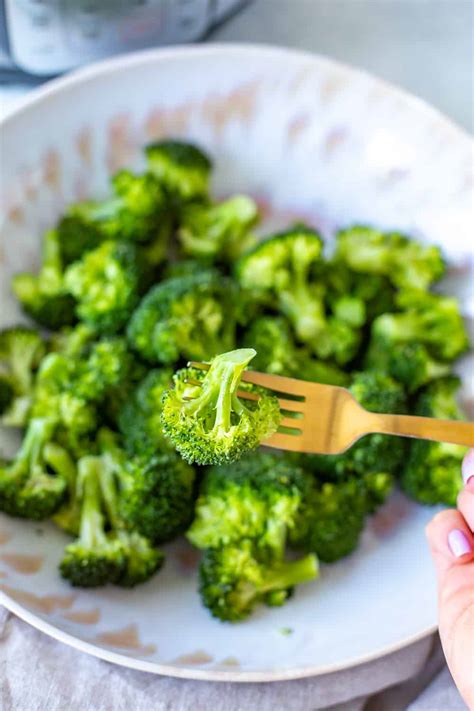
[{"left": 161, "top": 349, "right": 281, "bottom": 465}]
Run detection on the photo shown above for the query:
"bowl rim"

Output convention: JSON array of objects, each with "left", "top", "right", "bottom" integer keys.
[{"left": 1, "top": 42, "right": 469, "bottom": 682}]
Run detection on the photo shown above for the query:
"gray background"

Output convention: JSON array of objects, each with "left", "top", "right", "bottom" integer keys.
[{"left": 209, "top": 0, "right": 473, "bottom": 132}]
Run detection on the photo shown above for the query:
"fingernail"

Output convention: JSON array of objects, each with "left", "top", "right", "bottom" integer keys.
[
  {"left": 462, "top": 450, "right": 474, "bottom": 489},
  {"left": 448, "top": 529, "right": 472, "bottom": 558}
]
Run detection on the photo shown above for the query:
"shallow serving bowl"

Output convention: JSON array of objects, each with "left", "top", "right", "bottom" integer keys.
[{"left": 0, "top": 44, "right": 473, "bottom": 682}]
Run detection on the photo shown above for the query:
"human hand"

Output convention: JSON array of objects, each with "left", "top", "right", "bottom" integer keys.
[{"left": 426, "top": 449, "right": 474, "bottom": 710}]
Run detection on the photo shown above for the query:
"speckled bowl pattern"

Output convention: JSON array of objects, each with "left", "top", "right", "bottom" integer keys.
[{"left": 0, "top": 45, "right": 473, "bottom": 682}]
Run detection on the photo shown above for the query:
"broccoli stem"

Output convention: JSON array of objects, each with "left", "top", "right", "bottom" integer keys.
[
  {"left": 76, "top": 457, "right": 108, "bottom": 549},
  {"left": 10, "top": 417, "right": 55, "bottom": 483},
  {"left": 261, "top": 554, "right": 319, "bottom": 593}
]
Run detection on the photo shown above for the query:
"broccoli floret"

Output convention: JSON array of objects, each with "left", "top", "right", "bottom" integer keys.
[
  {"left": 161, "top": 349, "right": 281, "bottom": 465},
  {"left": 401, "top": 377, "right": 467, "bottom": 505},
  {"left": 60, "top": 439, "right": 164, "bottom": 588},
  {"left": 118, "top": 368, "right": 173, "bottom": 455},
  {"left": 308, "top": 371, "right": 407, "bottom": 481},
  {"left": 49, "top": 323, "right": 97, "bottom": 357},
  {"left": 56, "top": 212, "right": 104, "bottom": 266},
  {"left": 31, "top": 353, "right": 99, "bottom": 456},
  {"left": 48, "top": 443, "right": 81, "bottom": 535},
  {"left": 64, "top": 240, "right": 143, "bottom": 333},
  {"left": 199, "top": 540, "right": 318, "bottom": 622},
  {"left": 145, "top": 140, "right": 212, "bottom": 201},
  {"left": 236, "top": 227, "right": 325, "bottom": 342},
  {"left": 59, "top": 456, "right": 125, "bottom": 587},
  {"left": 178, "top": 195, "right": 258, "bottom": 262},
  {"left": 368, "top": 290, "right": 469, "bottom": 367},
  {"left": 335, "top": 226, "right": 446, "bottom": 290},
  {"left": 243, "top": 316, "right": 349, "bottom": 386},
  {"left": 12, "top": 230, "right": 76, "bottom": 329},
  {"left": 388, "top": 342, "right": 451, "bottom": 393},
  {"left": 0, "top": 326, "right": 46, "bottom": 426},
  {"left": 127, "top": 271, "right": 237, "bottom": 365},
  {"left": 119, "top": 451, "right": 195, "bottom": 544},
  {"left": 188, "top": 452, "right": 313, "bottom": 556},
  {"left": 0, "top": 418, "right": 67, "bottom": 519},
  {"left": 236, "top": 228, "right": 361, "bottom": 364},
  {"left": 73, "top": 337, "right": 133, "bottom": 401},
  {"left": 291, "top": 477, "right": 368, "bottom": 563},
  {"left": 325, "top": 261, "right": 395, "bottom": 323}
]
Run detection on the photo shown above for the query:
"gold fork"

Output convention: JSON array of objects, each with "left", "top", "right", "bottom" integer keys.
[{"left": 189, "top": 363, "right": 474, "bottom": 454}]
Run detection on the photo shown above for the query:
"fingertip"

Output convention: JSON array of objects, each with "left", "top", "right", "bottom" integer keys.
[{"left": 462, "top": 449, "right": 474, "bottom": 487}]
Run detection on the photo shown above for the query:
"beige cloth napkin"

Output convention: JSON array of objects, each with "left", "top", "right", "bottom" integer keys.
[{"left": 0, "top": 606, "right": 466, "bottom": 711}]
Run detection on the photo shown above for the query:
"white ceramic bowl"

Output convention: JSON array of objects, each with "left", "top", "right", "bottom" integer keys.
[{"left": 0, "top": 45, "right": 473, "bottom": 682}]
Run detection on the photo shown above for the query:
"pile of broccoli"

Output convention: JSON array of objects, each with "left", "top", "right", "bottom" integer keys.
[{"left": 0, "top": 140, "right": 469, "bottom": 623}]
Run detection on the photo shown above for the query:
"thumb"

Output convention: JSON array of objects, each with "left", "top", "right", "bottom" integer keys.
[{"left": 425, "top": 509, "right": 474, "bottom": 709}]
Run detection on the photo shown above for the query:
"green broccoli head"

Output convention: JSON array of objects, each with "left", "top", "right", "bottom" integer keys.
[
  {"left": 335, "top": 226, "right": 446, "bottom": 290},
  {"left": 0, "top": 418, "right": 67, "bottom": 519},
  {"left": 60, "top": 455, "right": 125, "bottom": 587},
  {"left": 401, "top": 377, "right": 467, "bottom": 505},
  {"left": 161, "top": 349, "right": 281, "bottom": 465},
  {"left": 236, "top": 227, "right": 325, "bottom": 342},
  {"left": 73, "top": 337, "right": 133, "bottom": 401},
  {"left": 243, "top": 316, "right": 349, "bottom": 386},
  {"left": 368, "top": 289, "right": 469, "bottom": 366},
  {"left": 0, "top": 326, "right": 46, "bottom": 426},
  {"left": 145, "top": 140, "right": 212, "bottom": 201},
  {"left": 56, "top": 211, "right": 104, "bottom": 266},
  {"left": 188, "top": 452, "right": 313, "bottom": 556},
  {"left": 64, "top": 240, "right": 143, "bottom": 333},
  {"left": 115, "top": 530, "right": 164, "bottom": 588},
  {"left": 291, "top": 477, "right": 368, "bottom": 563},
  {"left": 127, "top": 270, "right": 237, "bottom": 365},
  {"left": 178, "top": 195, "right": 258, "bottom": 262},
  {"left": 388, "top": 342, "right": 452, "bottom": 393},
  {"left": 118, "top": 368, "right": 174, "bottom": 455},
  {"left": 199, "top": 540, "right": 318, "bottom": 622},
  {"left": 12, "top": 230, "right": 77, "bottom": 330},
  {"left": 326, "top": 260, "right": 395, "bottom": 323},
  {"left": 118, "top": 451, "right": 196, "bottom": 544}
]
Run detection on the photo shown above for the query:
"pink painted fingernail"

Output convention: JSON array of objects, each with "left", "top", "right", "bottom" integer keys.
[
  {"left": 462, "top": 449, "right": 474, "bottom": 488},
  {"left": 448, "top": 529, "right": 472, "bottom": 558}
]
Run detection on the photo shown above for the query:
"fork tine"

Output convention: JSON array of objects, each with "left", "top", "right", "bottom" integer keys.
[
  {"left": 279, "top": 417, "right": 304, "bottom": 430},
  {"left": 262, "top": 432, "right": 303, "bottom": 452}
]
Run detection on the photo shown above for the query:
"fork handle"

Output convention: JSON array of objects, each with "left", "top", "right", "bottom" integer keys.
[{"left": 370, "top": 414, "right": 474, "bottom": 447}]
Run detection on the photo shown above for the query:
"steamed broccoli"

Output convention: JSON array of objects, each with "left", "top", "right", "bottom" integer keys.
[
  {"left": 118, "top": 368, "right": 173, "bottom": 455},
  {"left": 236, "top": 228, "right": 361, "bottom": 364},
  {"left": 188, "top": 452, "right": 313, "bottom": 556},
  {"left": 401, "top": 377, "right": 467, "bottom": 505},
  {"left": 161, "top": 349, "right": 281, "bottom": 465},
  {"left": 307, "top": 371, "right": 407, "bottom": 481},
  {"left": 291, "top": 477, "right": 368, "bottom": 562},
  {"left": 0, "top": 418, "right": 67, "bottom": 519},
  {"left": 12, "top": 230, "right": 77, "bottom": 329},
  {"left": 199, "top": 540, "right": 318, "bottom": 622},
  {"left": 59, "top": 455, "right": 125, "bottom": 587},
  {"left": 64, "top": 240, "right": 143, "bottom": 333},
  {"left": 335, "top": 226, "right": 446, "bottom": 290},
  {"left": 367, "top": 290, "right": 469, "bottom": 368},
  {"left": 178, "top": 195, "right": 258, "bottom": 262},
  {"left": 388, "top": 342, "right": 451, "bottom": 393},
  {"left": 146, "top": 140, "right": 212, "bottom": 201},
  {"left": 325, "top": 261, "right": 395, "bottom": 323},
  {"left": 236, "top": 227, "right": 324, "bottom": 342},
  {"left": 60, "top": 440, "right": 164, "bottom": 588},
  {"left": 95, "top": 428, "right": 194, "bottom": 545},
  {"left": 127, "top": 271, "right": 237, "bottom": 365},
  {"left": 0, "top": 326, "right": 46, "bottom": 426},
  {"left": 243, "top": 316, "right": 349, "bottom": 386}
]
